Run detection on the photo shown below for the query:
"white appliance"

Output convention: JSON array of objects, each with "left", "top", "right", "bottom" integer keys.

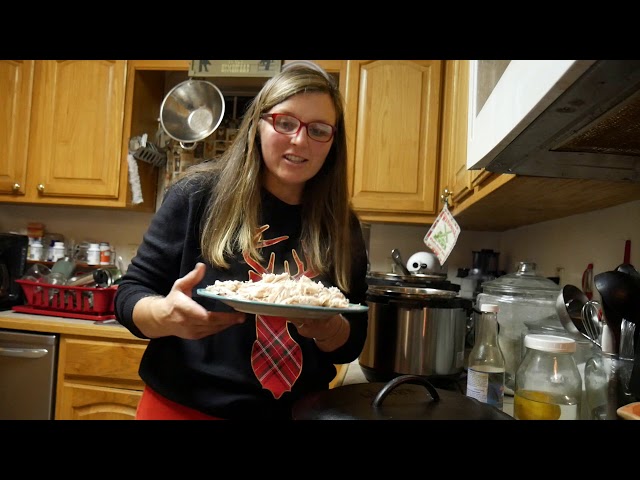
[{"left": 467, "top": 60, "right": 640, "bottom": 183}]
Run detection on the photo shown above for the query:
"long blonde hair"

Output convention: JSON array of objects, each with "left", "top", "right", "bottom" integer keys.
[{"left": 184, "top": 63, "right": 354, "bottom": 292}]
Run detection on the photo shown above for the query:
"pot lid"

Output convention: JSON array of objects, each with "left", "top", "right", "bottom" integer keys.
[
  {"left": 367, "top": 285, "right": 459, "bottom": 299},
  {"left": 292, "top": 375, "right": 513, "bottom": 421},
  {"left": 368, "top": 271, "right": 447, "bottom": 282},
  {"left": 481, "top": 261, "right": 560, "bottom": 296}
]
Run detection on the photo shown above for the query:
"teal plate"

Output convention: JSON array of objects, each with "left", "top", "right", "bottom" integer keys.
[{"left": 197, "top": 289, "right": 368, "bottom": 320}]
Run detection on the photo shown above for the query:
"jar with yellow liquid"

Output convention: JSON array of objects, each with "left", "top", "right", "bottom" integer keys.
[{"left": 514, "top": 334, "right": 582, "bottom": 420}]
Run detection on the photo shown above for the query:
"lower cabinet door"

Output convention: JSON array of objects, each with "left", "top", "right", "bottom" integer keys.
[{"left": 56, "top": 382, "right": 142, "bottom": 420}]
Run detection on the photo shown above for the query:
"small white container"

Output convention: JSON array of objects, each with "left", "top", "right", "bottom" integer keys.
[
  {"left": 52, "top": 242, "right": 66, "bottom": 262},
  {"left": 87, "top": 243, "right": 101, "bottom": 265},
  {"left": 99, "top": 242, "right": 111, "bottom": 265},
  {"left": 29, "top": 240, "right": 44, "bottom": 261}
]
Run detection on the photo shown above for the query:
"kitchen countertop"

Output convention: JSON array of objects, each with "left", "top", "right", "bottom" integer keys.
[
  {"left": 340, "top": 360, "right": 515, "bottom": 418},
  {"left": 0, "top": 309, "right": 141, "bottom": 341}
]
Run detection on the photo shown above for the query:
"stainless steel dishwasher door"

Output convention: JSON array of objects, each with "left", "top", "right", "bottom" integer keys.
[{"left": 0, "top": 329, "right": 59, "bottom": 420}]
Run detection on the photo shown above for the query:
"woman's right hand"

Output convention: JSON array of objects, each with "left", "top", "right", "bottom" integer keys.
[{"left": 132, "top": 262, "right": 246, "bottom": 340}]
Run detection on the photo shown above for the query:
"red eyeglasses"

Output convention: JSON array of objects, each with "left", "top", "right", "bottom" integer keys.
[{"left": 261, "top": 113, "right": 335, "bottom": 143}]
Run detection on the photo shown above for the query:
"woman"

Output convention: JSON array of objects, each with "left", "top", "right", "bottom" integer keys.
[{"left": 114, "top": 62, "right": 370, "bottom": 420}]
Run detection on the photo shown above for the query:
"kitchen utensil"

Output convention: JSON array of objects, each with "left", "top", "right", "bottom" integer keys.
[
  {"left": 292, "top": 374, "right": 513, "bottom": 420},
  {"left": 620, "top": 318, "right": 636, "bottom": 359},
  {"left": 582, "top": 263, "right": 594, "bottom": 300},
  {"left": 556, "top": 284, "right": 598, "bottom": 346},
  {"left": 595, "top": 270, "right": 640, "bottom": 326},
  {"left": 159, "top": 79, "right": 225, "bottom": 150},
  {"left": 581, "top": 300, "right": 602, "bottom": 345},
  {"left": 624, "top": 239, "right": 631, "bottom": 264},
  {"left": 390, "top": 249, "right": 410, "bottom": 275},
  {"left": 616, "top": 263, "right": 640, "bottom": 278}
]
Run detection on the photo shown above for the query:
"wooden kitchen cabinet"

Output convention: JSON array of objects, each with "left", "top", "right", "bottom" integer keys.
[
  {"left": 55, "top": 335, "right": 147, "bottom": 420},
  {"left": 0, "top": 60, "right": 34, "bottom": 197},
  {"left": 438, "top": 60, "right": 640, "bottom": 231},
  {"left": 0, "top": 60, "right": 158, "bottom": 211},
  {"left": 344, "top": 60, "right": 444, "bottom": 224}
]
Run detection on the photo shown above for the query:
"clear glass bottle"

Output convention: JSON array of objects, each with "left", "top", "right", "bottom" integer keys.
[
  {"left": 466, "top": 303, "right": 505, "bottom": 409},
  {"left": 514, "top": 334, "right": 582, "bottom": 420}
]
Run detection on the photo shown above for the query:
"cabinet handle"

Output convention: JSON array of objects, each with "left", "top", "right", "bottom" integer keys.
[
  {"left": 37, "top": 183, "right": 45, "bottom": 193},
  {"left": 12, "top": 183, "right": 20, "bottom": 192},
  {"left": 440, "top": 188, "right": 453, "bottom": 207}
]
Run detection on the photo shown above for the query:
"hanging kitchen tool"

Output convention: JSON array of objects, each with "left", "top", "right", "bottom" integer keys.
[
  {"left": 582, "top": 263, "right": 594, "bottom": 300},
  {"left": 556, "top": 284, "right": 600, "bottom": 348},
  {"left": 159, "top": 79, "right": 226, "bottom": 151}
]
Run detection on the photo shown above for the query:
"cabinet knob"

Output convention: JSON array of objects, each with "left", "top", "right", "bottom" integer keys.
[
  {"left": 12, "top": 183, "right": 20, "bottom": 192},
  {"left": 440, "top": 188, "right": 453, "bottom": 207},
  {"left": 37, "top": 183, "right": 45, "bottom": 193}
]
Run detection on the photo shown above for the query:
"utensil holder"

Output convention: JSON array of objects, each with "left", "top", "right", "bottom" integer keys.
[{"left": 585, "top": 352, "right": 637, "bottom": 419}]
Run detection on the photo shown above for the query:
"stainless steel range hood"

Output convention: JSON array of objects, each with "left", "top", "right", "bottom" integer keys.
[{"left": 468, "top": 60, "right": 640, "bottom": 183}]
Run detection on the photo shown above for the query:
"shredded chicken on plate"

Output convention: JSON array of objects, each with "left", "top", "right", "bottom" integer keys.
[{"left": 205, "top": 273, "right": 351, "bottom": 307}]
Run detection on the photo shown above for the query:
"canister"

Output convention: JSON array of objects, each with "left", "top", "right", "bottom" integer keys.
[
  {"left": 29, "top": 239, "right": 44, "bottom": 261},
  {"left": 87, "top": 243, "right": 101, "bottom": 265},
  {"left": 99, "top": 242, "right": 111, "bottom": 265},
  {"left": 476, "top": 261, "right": 561, "bottom": 395},
  {"left": 523, "top": 317, "right": 597, "bottom": 420},
  {"left": 52, "top": 242, "right": 66, "bottom": 262},
  {"left": 514, "top": 334, "right": 582, "bottom": 420}
]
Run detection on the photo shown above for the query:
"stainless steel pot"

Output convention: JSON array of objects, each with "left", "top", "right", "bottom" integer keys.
[{"left": 359, "top": 285, "right": 472, "bottom": 381}]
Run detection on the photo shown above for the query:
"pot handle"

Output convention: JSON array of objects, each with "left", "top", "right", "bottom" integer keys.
[{"left": 372, "top": 374, "right": 440, "bottom": 408}]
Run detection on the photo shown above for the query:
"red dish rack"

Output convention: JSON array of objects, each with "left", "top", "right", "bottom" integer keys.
[{"left": 14, "top": 279, "right": 117, "bottom": 321}]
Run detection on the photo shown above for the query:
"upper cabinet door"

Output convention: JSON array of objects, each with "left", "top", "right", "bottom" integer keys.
[
  {"left": 28, "top": 60, "right": 127, "bottom": 199},
  {"left": 345, "top": 60, "right": 443, "bottom": 217},
  {"left": 0, "top": 60, "right": 34, "bottom": 195}
]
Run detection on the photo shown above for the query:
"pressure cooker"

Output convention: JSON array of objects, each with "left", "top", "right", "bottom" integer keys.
[{"left": 359, "top": 275, "right": 472, "bottom": 382}]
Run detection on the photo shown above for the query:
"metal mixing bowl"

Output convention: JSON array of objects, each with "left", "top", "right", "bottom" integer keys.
[{"left": 160, "top": 79, "right": 225, "bottom": 145}]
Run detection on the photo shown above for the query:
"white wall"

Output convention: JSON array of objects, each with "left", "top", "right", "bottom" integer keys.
[
  {"left": 0, "top": 205, "right": 153, "bottom": 270},
  {"left": 1, "top": 199, "right": 638, "bottom": 295},
  {"left": 366, "top": 199, "right": 639, "bottom": 303}
]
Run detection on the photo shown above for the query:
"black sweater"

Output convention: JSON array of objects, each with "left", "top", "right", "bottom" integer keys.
[{"left": 114, "top": 176, "right": 369, "bottom": 420}]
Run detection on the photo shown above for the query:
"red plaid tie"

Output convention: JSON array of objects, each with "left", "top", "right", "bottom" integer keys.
[{"left": 251, "top": 314, "right": 302, "bottom": 399}]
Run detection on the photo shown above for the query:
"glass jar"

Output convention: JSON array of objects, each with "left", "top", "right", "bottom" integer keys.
[
  {"left": 514, "top": 334, "right": 582, "bottom": 420},
  {"left": 476, "top": 261, "right": 561, "bottom": 395},
  {"left": 523, "top": 317, "right": 598, "bottom": 419},
  {"left": 584, "top": 353, "right": 637, "bottom": 420}
]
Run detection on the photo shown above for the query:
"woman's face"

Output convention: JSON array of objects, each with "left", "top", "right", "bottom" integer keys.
[{"left": 258, "top": 92, "right": 336, "bottom": 204}]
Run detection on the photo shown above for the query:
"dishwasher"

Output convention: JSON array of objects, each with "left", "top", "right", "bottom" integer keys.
[{"left": 0, "top": 329, "right": 59, "bottom": 420}]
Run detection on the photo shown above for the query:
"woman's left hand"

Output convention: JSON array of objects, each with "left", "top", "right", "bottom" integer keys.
[{"left": 289, "top": 315, "right": 349, "bottom": 352}]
